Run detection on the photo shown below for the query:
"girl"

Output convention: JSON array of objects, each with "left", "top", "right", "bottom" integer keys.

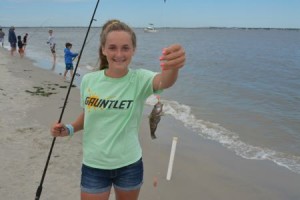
[{"left": 50, "top": 19, "right": 185, "bottom": 200}]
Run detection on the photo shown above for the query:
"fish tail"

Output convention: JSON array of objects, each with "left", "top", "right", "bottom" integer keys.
[{"left": 151, "top": 132, "right": 157, "bottom": 139}]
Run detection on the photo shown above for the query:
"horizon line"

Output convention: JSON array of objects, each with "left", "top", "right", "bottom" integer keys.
[{"left": 1, "top": 26, "right": 300, "bottom": 30}]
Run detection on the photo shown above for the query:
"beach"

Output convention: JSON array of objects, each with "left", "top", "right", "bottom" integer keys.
[{"left": 1, "top": 47, "right": 300, "bottom": 200}]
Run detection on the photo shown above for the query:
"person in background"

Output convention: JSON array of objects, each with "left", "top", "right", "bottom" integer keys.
[
  {"left": 50, "top": 19, "right": 185, "bottom": 200},
  {"left": 23, "top": 33, "right": 28, "bottom": 51},
  {"left": 8, "top": 26, "right": 17, "bottom": 56},
  {"left": 17, "top": 35, "right": 24, "bottom": 58},
  {"left": 63, "top": 42, "right": 78, "bottom": 80},
  {"left": 0, "top": 28, "right": 5, "bottom": 47},
  {"left": 46, "top": 29, "right": 56, "bottom": 65}
]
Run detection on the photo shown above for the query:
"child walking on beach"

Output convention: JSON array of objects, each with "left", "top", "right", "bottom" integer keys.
[
  {"left": 17, "top": 35, "right": 24, "bottom": 58},
  {"left": 50, "top": 19, "right": 185, "bottom": 200},
  {"left": 63, "top": 42, "right": 78, "bottom": 80}
]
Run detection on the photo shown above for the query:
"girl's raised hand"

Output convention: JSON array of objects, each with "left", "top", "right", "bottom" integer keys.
[{"left": 160, "top": 44, "right": 186, "bottom": 71}]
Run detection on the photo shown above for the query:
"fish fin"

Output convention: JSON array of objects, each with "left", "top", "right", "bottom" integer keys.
[{"left": 151, "top": 133, "right": 157, "bottom": 139}]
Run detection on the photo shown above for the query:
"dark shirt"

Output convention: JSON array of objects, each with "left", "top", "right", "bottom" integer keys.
[
  {"left": 8, "top": 29, "right": 17, "bottom": 44},
  {"left": 18, "top": 40, "right": 23, "bottom": 49},
  {"left": 23, "top": 35, "right": 28, "bottom": 44}
]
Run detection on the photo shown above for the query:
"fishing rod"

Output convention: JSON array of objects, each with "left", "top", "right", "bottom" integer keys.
[{"left": 34, "top": 0, "right": 100, "bottom": 199}]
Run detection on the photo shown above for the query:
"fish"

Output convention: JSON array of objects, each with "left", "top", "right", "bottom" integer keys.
[{"left": 149, "top": 100, "right": 164, "bottom": 139}]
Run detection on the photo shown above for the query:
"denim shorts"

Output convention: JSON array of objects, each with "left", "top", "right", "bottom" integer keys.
[{"left": 80, "top": 158, "right": 144, "bottom": 194}]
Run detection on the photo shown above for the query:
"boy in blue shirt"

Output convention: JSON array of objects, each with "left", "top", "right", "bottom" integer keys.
[{"left": 64, "top": 42, "right": 78, "bottom": 80}]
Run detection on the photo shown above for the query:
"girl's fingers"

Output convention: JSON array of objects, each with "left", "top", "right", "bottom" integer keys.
[
  {"left": 163, "top": 44, "right": 182, "bottom": 54},
  {"left": 51, "top": 123, "right": 67, "bottom": 137},
  {"left": 160, "top": 45, "right": 185, "bottom": 70},
  {"left": 164, "top": 56, "right": 185, "bottom": 69}
]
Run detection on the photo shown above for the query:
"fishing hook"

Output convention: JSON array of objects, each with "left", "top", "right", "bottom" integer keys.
[{"left": 34, "top": 0, "right": 101, "bottom": 199}]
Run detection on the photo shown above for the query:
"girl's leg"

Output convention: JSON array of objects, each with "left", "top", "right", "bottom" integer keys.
[
  {"left": 81, "top": 191, "right": 111, "bottom": 200},
  {"left": 114, "top": 188, "right": 140, "bottom": 200},
  {"left": 113, "top": 158, "right": 143, "bottom": 200},
  {"left": 81, "top": 164, "right": 112, "bottom": 200}
]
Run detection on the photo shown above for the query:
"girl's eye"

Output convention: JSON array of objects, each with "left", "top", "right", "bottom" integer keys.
[
  {"left": 122, "top": 46, "right": 130, "bottom": 51},
  {"left": 108, "top": 46, "right": 116, "bottom": 50}
]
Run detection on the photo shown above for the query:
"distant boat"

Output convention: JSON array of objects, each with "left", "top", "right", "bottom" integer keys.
[{"left": 144, "top": 23, "right": 158, "bottom": 33}]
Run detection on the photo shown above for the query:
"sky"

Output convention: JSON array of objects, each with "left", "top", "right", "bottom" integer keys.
[{"left": 1, "top": 0, "right": 300, "bottom": 28}]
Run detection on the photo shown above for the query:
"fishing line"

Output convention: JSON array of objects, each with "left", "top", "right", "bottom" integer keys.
[
  {"left": 152, "top": 1, "right": 167, "bottom": 199},
  {"left": 34, "top": 0, "right": 100, "bottom": 199},
  {"left": 158, "top": 0, "right": 168, "bottom": 98},
  {"left": 81, "top": 23, "right": 101, "bottom": 71},
  {"left": 85, "top": 21, "right": 99, "bottom": 45},
  {"left": 27, "top": 18, "right": 51, "bottom": 41}
]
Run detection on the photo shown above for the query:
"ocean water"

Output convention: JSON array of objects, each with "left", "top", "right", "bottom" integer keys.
[{"left": 4, "top": 27, "right": 300, "bottom": 174}]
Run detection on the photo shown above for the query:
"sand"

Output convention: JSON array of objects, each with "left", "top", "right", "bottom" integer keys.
[{"left": 1, "top": 48, "right": 300, "bottom": 200}]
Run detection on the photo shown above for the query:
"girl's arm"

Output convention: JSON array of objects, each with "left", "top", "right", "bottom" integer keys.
[{"left": 71, "top": 111, "right": 84, "bottom": 132}]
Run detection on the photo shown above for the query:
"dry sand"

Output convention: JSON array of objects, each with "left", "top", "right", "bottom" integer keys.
[{"left": 1, "top": 48, "right": 300, "bottom": 200}]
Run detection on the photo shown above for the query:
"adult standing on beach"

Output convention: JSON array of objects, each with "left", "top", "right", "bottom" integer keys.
[
  {"left": 50, "top": 19, "right": 185, "bottom": 200},
  {"left": 8, "top": 26, "right": 17, "bottom": 56},
  {"left": 0, "top": 28, "right": 5, "bottom": 47},
  {"left": 46, "top": 29, "right": 56, "bottom": 65}
]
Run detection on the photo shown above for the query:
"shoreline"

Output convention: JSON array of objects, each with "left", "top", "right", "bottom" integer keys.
[
  {"left": 1, "top": 48, "right": 300, "bottom": 200},
  {"left": 1, "top": 26, "right": 300, "bottom": 31}
]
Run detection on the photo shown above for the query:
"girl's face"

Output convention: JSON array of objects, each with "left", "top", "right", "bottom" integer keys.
[{"left": 102, "top": 31, "right": 135, "bottom": 76}]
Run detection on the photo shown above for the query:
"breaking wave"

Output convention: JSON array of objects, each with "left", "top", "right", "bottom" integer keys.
[{"left": 146, "top": 95, "right": 300, "bottom": 174}]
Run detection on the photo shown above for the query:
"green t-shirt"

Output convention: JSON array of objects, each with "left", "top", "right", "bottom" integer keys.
[{"left": 80, "top": 68, "right": 159, "bottom": 169}]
